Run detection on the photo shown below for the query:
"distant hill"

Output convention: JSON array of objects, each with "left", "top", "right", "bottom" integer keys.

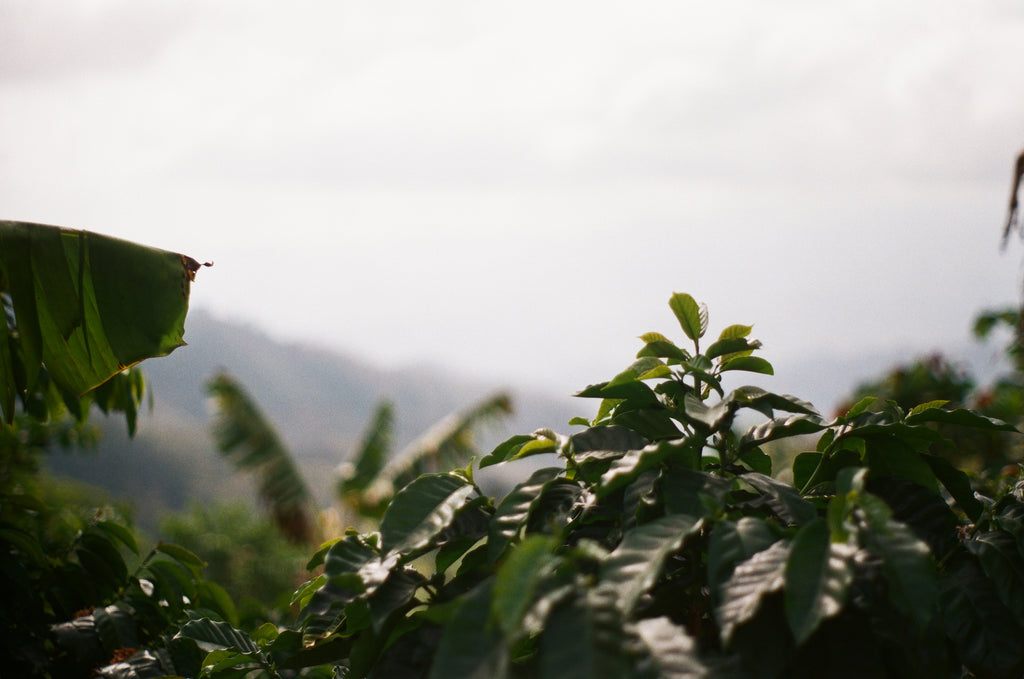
[
  {"left": 45, "top": 308, "right": 1011, "bottom": 533},
  {"left": 45, "top": 309, "right": 583, "bottom": 531}
]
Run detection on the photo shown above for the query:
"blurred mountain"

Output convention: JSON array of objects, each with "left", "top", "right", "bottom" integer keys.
[
  {"left": 45, "top": 308, "right": 1011, "bottom": 533},
  {"left": 45, "top": 309, "right": 583, "bottom": 531}
]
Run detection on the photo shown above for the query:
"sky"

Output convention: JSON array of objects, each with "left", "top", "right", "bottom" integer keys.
[{"left": 3, "top": 1, "right": 1024, "bottom": 405}]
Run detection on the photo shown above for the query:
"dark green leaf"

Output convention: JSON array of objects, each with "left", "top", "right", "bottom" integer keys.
[
  {"left": 429, "top": 581, "right": 508, "bottom": 679},
  {"left": 176, "top": 618, "right": 260, "bottom": 655},
  {"left": 938, "top": 553, "right": 1024, "bottom": 678},
  {"left": 632, "top": 617, "right": 709, "bottom": 679},
  {"left": 599, "top": 438, "right": 700, "bottom": 496},
  {"left": 784, "top": 518, "right": 853, "bottom": 644},
  {"left": 540, "top": 588, "right": 632, "bottom": 679},
  {"left": 740, "top": 415, "right": 827, "bottom": 451},
  {"left": 601, "top": 514, "right": 702, "bottom": 614},
  {"left": 742, "top": 473, "right": 819, "bottom": 526},
  {"left": 905, "top": 407, "right": 1018, "bottom": 432},
  {"left": 717, "top": 540, "right": 790, "bottom": 644},
  {"left": 923, "top": 454, "right": 984, "bottom": 520},
  {"left": 488, "top": 467, "right": 564, "bottom": 563},
  {"left": 492, "top": 535, "right": 559, "bottom": 638},
  {"left": 965, "top": 530, "right": 1024, "bottom": 629},
  {"left": 865, "top": 519, "right": 936, "bottom": 629},
  {"left": 660, "top": 466, "right": 733, "bottom": 518},
  {"left": 155, "top": 542, "right": 206, "bottom": 576},
  {"left": 379, "top": 473, "right": 476, "bottom": 558},
  {"left": 707, "top": 517, "right": 778, "bottom": 606}
]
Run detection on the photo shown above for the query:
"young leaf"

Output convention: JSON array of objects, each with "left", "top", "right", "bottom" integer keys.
[
  {"left": 720, "top": 355, "right": 774, "bottom": 375},
  {"left": 717, "top": 324, "right": 752, "bottom": 340},
  {"left": 669, "top": 293, "right": 705, "bottom": 342}
]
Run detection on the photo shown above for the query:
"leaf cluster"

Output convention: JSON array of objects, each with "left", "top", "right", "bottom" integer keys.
[{"left": 180, "top": 294, "right": 1024, "bottom": 679}]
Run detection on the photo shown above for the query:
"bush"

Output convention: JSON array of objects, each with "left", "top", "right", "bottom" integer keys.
[{"left": 180, "top": 293, "right": 1024, "bottom": 679}]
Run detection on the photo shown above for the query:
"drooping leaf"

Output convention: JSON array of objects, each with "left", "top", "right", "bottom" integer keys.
[
  {"left": 741, "top": 473, "right": 819, "bottom": 526},
  {"left": 540, "top": 587, "right": 633, "bottom": 679},
  {"left": 206, "top": 371, "right": 315, "bottom": 544},
  {"left": 492, "top": 535, "right": 559, "bottom": 638},
  {"left": 599, "top": 438, "right": 700, "bottom": 496},
  {"left": 740, "top": 415, "right": 827, "bottom": 451},
  {"left": 601, "top": 514, "right": 702, "bottom": 615},
  {"left": 717, "top": 540, "right": 791, "bottom": 645},
  {"left": 379, "top": 473, "right": 477, "bottom": 559},
  {"left": 488, "top": 467, "right": 565, "bottom": 563},
  {"left": 938, "top": 553, "right": 1024, "bottom": 678},
  {"left": 632, "top": 617, "right": 710, "bottom": 679},
  {"left": 0, "top": 221, "right": 207, "bottom": 411},
  {"left": 363, "top": 392, "right": 512, "bottom": 506},
  {"left": 707, "top": 517, "right": 778, "bottom": 606},
  {"left": 783, "top": 519, "right": 854, "bottom": 644},
  {"left": 923, "top": 454, "right": 984, "bottom": 520},
  {"left": 176, "top": 617, "right": 260, "bottom": 655},
  {"left": 338, "top": 400, "right": 394, "bottom": 498},
  {"left": 428, "top": 581, "right": 508, "bottom": 679},
  {"left": 965, "top": 530, "right": 1024, "bottom": 629}
]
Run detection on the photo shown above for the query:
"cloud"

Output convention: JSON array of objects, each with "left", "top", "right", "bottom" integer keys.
[{"left": 0, "top": 1, "right": 197, "bottom": 81}]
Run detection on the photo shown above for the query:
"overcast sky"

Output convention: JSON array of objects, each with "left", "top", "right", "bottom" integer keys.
[{"left": 3, "top": 1, "right": 1024, "bottom": 404}]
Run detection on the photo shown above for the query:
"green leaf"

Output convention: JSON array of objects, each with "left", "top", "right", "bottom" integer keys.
[
  {"left": 938, "top": 553, "right": 1024, "bottom": 678},
  {"left": 601, "top": 514, "right": 702, "bottom": 614},
  {"left": 492, "top": 535, "right": 559, "bottom": 638},
  {"left": 177, "top": 618, "right": 260, "bottom": 655},
  {"left": 707, "top": 517, "right": 778, "bottom": 606},
  {"left": 965, "top": 531, "right": 1024, "bottom": 629},
  {"left": 155, "top": 541, "right": 206, "bottom": 576},
  {"left": 668, "top": 292, "right": 706, "bottom": 341},
  {"left": 429, "top": 581, "right": 508, "bottom": 679},
  {"left": 907, "top": 400, "right": 950, "bottom": 417},
  {"left": 720, "top": 355, "right": 774, "bottom": 375},
  {"left": 540, "top": 588, "right": 632, "bottom": 679},
  {"left": 865, "top": 520, "right": 936, "bottom": 629},
  {"left": 784, "top": 518, "right": 854, "bottom": 644},
  {"left": 0, "top": 221, "right": 204, "bottom": 404},
  {"left": 842, "top": 396, "right": 878, "bottom": 419},
  {"left": 488, "top": 467, "right": 564, "bottom": 563},
  {"left": 379, "top": 473, "right": 476, "bottom": 558},
  {"left": 636, "top": 333, "right": 689, "bottom": 361},
  {"left": 95, "top": 519, "right": 139, "bottom": 555},
  {"left": 905, "top": 406, "right": 1018, "bottom": 432},
  {"left": 479, "top": 434, "right": 541, "bottom": 468},
  {"left": 741, "top": 414, "right": 827, "bottom": 451},
  {"left": 717, "top": 324, "right": 752, "bottom": 340},
  {"left": 717, "top": 540, "right": 790, "bottom": 644},
  {"left": 705, "top": 336, "right": 761, "bottom": 360},
  {"left": 599, "top": 438, "right": 700, "bottom": 496},
  {"left": 632, "top": 617, "right": 708, "bottom": 678},
  {"left": 923, "top": 454, "right": 984, "bottom": 520},
  {"left": 742, "top": 472, "right": 819, "bottom": 526},
  {"left": 660, "top": 466, "right": 733, "bottom": 518},
  {"left": 863, "top": 438, "right": 938, "bottom": 492}
]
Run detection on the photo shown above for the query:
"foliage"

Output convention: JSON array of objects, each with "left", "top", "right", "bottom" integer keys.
[
  {"left": 838, "top": 352, "right": 1023, "bottom": 477},
  {"left": 0, "top": 221, "right": 222, "bottom": 678},
  {"left": 207, "top": 372, "right": 317, "bottom": 545},
  {"left": 338, "top": 392, "right": 513, "bottom": 521},
  {"left": 160, "top": 502, "right": 311, "bottom": 629},
  {"left": 179, "top": 293, "right": 1024, "bottom": 679}
]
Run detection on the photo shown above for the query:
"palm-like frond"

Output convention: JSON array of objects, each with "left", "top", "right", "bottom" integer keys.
[
  {"left": 341, "top": 392, "right": 512, "bottom": 518},
  {"left": 206, "top": 371, "right": 314, "bottom": 544}
]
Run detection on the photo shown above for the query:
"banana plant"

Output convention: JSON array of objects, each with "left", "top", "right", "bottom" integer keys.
[
  {"left": 0, "top": 220, "right": 209, "bottom": 422},
  {"left": 338, "top": 392, "right": 512, "bottom": 520},
  {"left": 207, "top": 371, "right": 317, "bottom": 545}
]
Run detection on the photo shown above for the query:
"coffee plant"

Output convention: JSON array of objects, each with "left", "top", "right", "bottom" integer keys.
[{"left": 177, "top": 293, "right": 1024, "bottom": 679}]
